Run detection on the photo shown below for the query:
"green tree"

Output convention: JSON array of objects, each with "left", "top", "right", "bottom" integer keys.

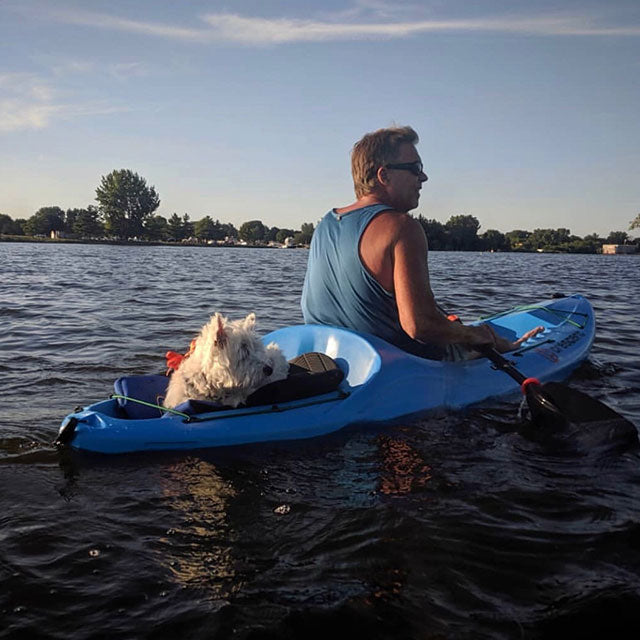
[
  {"left": 579, "top": 233, "right": 604, "bottom": 253},
  {"left": 219, "top": 222, "right": 238, "bottom": 240},
  {"left": 64, "top": 208, "right": 78, "bottom": 233},
  {"left": 527, "top": 228, "right": 571, "bottom": 251},
  {"left": 70, "top": 206, "right": 104, "bottom": 238},
  {"left": 0, "top": 214, "right": 24, "bottom": 235},
  {"left": 275, "top": 228, "right": 295, "bottom": 244},
  {"left": 194, "top": 216, "right": 217, "bottom": 241},
  {"left": 207, "top": 219, "right": 235, "bottom": 241},
  {"left": 445, "top": 214, "right": 480, "bottom": 250},
  {"left": 630, "top": 213, "right": 640, "bottom": 230},
  {"left": 505, "top": 230, "right": 531, "bottom": 251},
  {"left": 167, "top": 213, "right": 184, "bottom": 240},
  {"left": 606, "top": 230, "right": 630, "bottom": 244},
  {"left": 143, "top": 215, "right": 168, "bottom": 241},
  {"left": 416, "top": 216, "right": 447, "bottom": 250},
  {"left": 95, "top": 169, "right": 160, "bottom": 239},
  {"left": 239, "top": 219, "right": 268, "bottom": 243},
  {"left": 24, "top": 206, "right": 66, "bottom": 236},
  {"left": 480, "top": 229, "right": 509, "bottom": 252},
  {"left": 182, "top": 214, "right": 194, "bottom": 240},
  {"left": 293, "top": 222, "right": 314, "bottom": 246}
]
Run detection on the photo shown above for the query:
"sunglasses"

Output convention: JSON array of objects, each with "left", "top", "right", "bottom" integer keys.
[{"left": 385, "top": 161, "right": 424, "bottom": 177}]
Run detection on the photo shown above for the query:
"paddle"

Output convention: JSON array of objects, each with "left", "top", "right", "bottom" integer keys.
[
  {"left": 436, "top": 301, "right": 635, "bottom": 434},
  {"left": 479, "top": 344, "right": 638, "bottom": 447},
  {"left": 478, "top": 345, "right": 567, "bottom": 426}
]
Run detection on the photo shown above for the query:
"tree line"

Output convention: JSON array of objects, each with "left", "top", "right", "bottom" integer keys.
[
  {"left": 0, "top": 207, "right": 314, "bottom": 246},
  {"left": 1, "top": 168, "right": 638, "bottom": 252},
  {"left": 0, "top": 169, "right": 314, "bottom": 246},
  {"left": 416, "top": 214, "right": 639, "bottom": 253}
]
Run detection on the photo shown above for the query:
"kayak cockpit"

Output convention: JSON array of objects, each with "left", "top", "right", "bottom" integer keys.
[
  {"left": 264, "top": 324, "right": 382, "bottom": 387},
  {"left": 107, "top": 325, "right": 383, "bottom": 421}
]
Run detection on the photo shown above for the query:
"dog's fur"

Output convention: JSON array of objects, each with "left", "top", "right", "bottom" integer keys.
[{"left": 163, "top": 312, "right": 289, "bottom": 409}]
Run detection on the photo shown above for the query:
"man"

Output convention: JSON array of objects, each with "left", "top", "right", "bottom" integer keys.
[{"left": 301, "top": 125, "right": 538, "bottom": 359}]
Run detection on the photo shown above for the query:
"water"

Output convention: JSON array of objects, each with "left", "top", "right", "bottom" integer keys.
[{"left": 1, "top": 243, "right": 639, "bottom": 639}]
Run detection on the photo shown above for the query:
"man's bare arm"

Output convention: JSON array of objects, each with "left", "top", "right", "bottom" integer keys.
[{"left": 391, "top": 216, "right": 497, "bottom": 348}]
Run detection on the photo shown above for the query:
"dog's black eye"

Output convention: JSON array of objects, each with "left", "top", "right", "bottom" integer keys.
[{"left": 263, "top": 364, "right": 273, "bottom": 376}]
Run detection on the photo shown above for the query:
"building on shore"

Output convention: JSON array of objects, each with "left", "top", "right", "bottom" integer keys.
[{"left": 602, "top": 244, "right": 637, "bottom": 255}]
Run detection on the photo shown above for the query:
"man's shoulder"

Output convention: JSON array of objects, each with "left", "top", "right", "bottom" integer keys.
[{"left": 368, "top": 210, "right": 422, "bottom": 236}]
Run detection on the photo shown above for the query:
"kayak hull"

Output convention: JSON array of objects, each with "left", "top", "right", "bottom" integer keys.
[{"left": 59, "top": 294, "right": 595, "bottom": 454}]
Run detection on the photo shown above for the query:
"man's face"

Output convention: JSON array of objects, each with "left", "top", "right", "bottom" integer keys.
[{"left": 383, "top": 143, "right": 428, "bottom": 212}]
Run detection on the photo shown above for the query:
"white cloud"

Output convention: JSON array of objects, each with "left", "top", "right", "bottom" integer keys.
[
  {"left": 0, "top": 71, "right": 130, "bottom": 132},
  {"left": 109, "top": 61, "right": 148, "bottom": 81},
  {"left": 26, "top": 5, "right": 640, "bottom": 45},
  {"left": 0, "top": 99, "right": 60, "bottom": 131},
  {"left": 199, "top": 12, "right": 640, "bottom": 44},
  {"left": 42, "top": 7, "right": 211, "bottom": 42},
  {"left": 0, "top": 72, "right": 54, "bottom": 97},
  {"left": 0, "top": 73, "right": 58, "bottom": 130},
  {"left": 0, "top": 97, "right": 129, "bottom": 132},
  {"left": 50, "top": 59, "right": 95, "bottom": 76}
]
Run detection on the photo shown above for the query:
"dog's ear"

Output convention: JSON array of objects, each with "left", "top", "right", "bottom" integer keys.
[
  {"left": 244, "top": 313, "right": 256, "bottom": 331},
  {"left": 215, "top": 314, "right": 227, "bottom": 348}
]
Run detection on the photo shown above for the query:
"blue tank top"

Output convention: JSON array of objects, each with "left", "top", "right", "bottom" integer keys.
[{"left": 301, "top": 205, "right": 444, "bottom": 358}]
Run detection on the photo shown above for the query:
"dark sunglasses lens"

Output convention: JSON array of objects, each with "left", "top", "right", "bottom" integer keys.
[{"left": 386, "top": 162, "right": 423, "bottom": 176}]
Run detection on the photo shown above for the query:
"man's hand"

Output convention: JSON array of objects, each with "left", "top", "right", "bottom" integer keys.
[
  {"left": 493, "top": 326, "right": 545, "bottom": 353},
  {"left": 462, "top": 323, "right": 499, "bottom": 348}
]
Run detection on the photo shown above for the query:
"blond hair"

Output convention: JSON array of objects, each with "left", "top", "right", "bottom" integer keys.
[{"left": 351, "top": 126, "right": 419, "bottom": 198}]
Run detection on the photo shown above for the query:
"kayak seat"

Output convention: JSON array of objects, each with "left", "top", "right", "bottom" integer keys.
[
  {"left": 113, "top": 353, "right": 344, "bottom": 419},
  {"left": 113, "top": 374, "right": 169, "bottom": 419},
  {"left": 175, "top": 352, "right": 345, "bottom": 416},
  {"left": 246, "top": 352, "right": 344, "bottom": 405}
]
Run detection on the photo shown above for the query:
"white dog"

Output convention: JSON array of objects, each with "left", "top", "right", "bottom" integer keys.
[{"left": 163, "top": 312, "right": 289, "bottom": 409}]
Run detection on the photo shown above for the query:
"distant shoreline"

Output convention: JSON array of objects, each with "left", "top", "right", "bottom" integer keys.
[
  {"left": 0, "top": 235, "right": 305, "bottom": 249},
  {"left": 1, "top": 235, "right": 638, "bottom": 255}
]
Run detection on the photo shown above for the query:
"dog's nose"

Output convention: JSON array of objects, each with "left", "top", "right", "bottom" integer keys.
[{"left": 263, "top": 364, "right": 273, "bottom": 376}]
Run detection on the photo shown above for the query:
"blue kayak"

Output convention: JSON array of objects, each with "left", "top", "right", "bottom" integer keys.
[{"left": 58, "top": 294, "right": 595, "bottom": 454}]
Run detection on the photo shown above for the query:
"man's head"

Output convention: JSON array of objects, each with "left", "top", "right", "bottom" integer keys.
[{"left": 351, "top": 125, "right": 428, "bottom": 211}]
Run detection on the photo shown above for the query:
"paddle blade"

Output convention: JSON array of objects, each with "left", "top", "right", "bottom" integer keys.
[
  {"left": 523, "top": 382, "right": 569, "bottom": 428},
  {"left": 524, "top": 381, "right": 639, "bottom": 454},
  {"left": 528, "top": 381, "right": 638, "bottom": 444},
  {"left": 541, "top": 381, "right": 633, "bottom": 425}
]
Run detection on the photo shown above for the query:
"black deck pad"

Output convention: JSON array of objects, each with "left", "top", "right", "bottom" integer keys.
[
  {"left": 245, "top": 352, "right": 344, "bottom": 406},
  {"left": 182, "top": 353, "right": 345, "bottom": 415}
]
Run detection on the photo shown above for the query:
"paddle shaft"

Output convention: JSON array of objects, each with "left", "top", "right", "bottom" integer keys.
[
  {"left": 477, "top": 345, "right": 529, "bottom": 387},
  {"left": 439, "top": 308, "right": 566, "bottom": 422},
  {"left": 477, "top": 334, "right": 574, "bottom": 426}
]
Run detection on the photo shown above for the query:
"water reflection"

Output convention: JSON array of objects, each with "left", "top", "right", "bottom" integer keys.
[
  {"left": 158, "top": 457, "right": 239, "bottom": 601},
  {"left": 376, "top": 431, "right": 433, "bottom": 496}
]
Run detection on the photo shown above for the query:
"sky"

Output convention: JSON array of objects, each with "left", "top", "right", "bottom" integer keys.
[{"left": 1, "top": 0, "right": 639, "bottom": 237}]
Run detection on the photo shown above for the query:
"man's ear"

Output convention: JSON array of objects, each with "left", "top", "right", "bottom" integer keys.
[{"left": 376, "top": 165, "right": 389, "bottom": 186}]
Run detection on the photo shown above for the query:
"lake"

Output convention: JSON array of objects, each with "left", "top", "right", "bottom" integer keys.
[{"left": 1, "top": 243, "right": 639, "bottom": 639}]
